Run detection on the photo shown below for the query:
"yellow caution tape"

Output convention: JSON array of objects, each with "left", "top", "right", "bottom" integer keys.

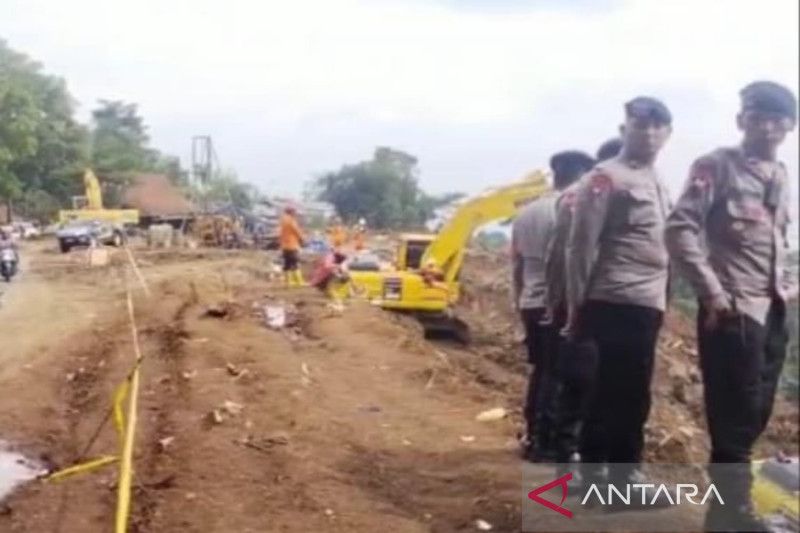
[
  {"left": 113, "top": 379, "right": 130, "bottom": 442},
  {"left": 42, "top": 266, "right": 148, "bottom": 533},
  {"left": 115, "top": 283, "right": 144, "bottom": 533},
  {"left": 46, "top": 455, "right": 118, "bottom": 482}
]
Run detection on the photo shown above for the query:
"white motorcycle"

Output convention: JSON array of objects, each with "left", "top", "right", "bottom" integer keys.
[{"left": 0, "top": 248, "right": 18, "bottom": 282}]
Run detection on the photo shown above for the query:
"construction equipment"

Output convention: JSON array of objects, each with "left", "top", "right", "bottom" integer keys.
[
  {"left": 58, "top": 169, "right": 139, "bottom": 225},
  {"left": 751, "top": 456, "right": 799, "bottom": 532},
  {"left": 190, "top": 214, "right": 242, "bottom": 248},
  {"left": 347, "top": 171, "right": 550, "bottom": 338}
]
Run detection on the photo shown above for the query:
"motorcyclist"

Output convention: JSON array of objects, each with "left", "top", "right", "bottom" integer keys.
[
  {"left": 0, "top": 229, "right": 18, "bottom": 254},
  {"left": 0, "top": 229, "right": 20, "bottom": 277}
]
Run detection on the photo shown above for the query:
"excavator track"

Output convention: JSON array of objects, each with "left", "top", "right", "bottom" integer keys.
[{"left": 415, "top": 311, "right": 471, "bottom": 344}]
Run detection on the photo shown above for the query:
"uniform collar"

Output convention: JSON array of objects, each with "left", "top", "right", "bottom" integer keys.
[{"left": 733, "top": 147, "right": 782, "bottom": 183}]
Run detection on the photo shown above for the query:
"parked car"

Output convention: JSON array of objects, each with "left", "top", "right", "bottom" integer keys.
[
  {"left": 55, "top": 220, "right": 125, "bottom": 253},
  {"left": 14, "top": 221, "right": 41, "bottom": 239}
]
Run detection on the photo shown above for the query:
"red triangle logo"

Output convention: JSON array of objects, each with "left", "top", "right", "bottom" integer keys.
[{"left": 527, "top": 472, "right": 573, "bottom": 518}]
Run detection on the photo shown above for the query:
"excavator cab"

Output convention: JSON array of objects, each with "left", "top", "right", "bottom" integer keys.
[{"left": 396, "top": 234, "right": 435, "bottom": 270}]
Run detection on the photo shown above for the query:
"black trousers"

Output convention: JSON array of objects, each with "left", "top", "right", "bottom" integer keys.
[
  {"left": 282, "top": 249, "right": 299, "bottom": 271},
  {"left": 699, "top": 298, "right": 788, "bottom": 508},
  {"left": 521, "top": 307, "right": 557, "bottom": 445},
  {"left": 578, "top": 300, "right": 663, "bottom": 471},
  {"left": 553, "top": 332, "right": 600, "bottom": 463}
]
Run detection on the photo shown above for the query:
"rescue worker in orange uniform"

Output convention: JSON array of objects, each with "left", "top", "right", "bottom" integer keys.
[
  {"left": 352, "top": 219, "right": 367, "bottom": 251},
  {"left": 327, "top": 217, "right": 348, "bottom": 251},
  {"left": 279, "top": 205, "right": 306, "bottom": 286}
]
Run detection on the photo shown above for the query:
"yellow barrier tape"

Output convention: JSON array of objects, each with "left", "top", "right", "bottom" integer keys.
[
  {"left": 115, "top": 279, "right": 143, "bottom": 533},
  {"left": 113, "top": 379, "right": 130, "bottom": 442},
  {"left": 44, "top": 374, "right": 132, "bottom": 483},
  {"left": 124, "top": 245, "right": 151, "bottom": 297},
  {"left": 46, "top": 455, "right": 118, "bottom": 483}
]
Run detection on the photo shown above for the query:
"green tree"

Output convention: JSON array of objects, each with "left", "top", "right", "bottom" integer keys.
[
  {"left": 0, "top": 39, "right": 89, "bottom": 220},
  {"left": 89, "top": 99, "right": 185, "bottom": 206},
  {"left": 312, "top": 147, "right": 460, "bottom": 229}
]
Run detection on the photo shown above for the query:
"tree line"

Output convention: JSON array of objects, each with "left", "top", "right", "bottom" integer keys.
[
  {"left": 2, "top": 39, "right": 462, "bottom": 229},
  {"left": 0, "top": 39, "right": 257, "bottom": 222}
]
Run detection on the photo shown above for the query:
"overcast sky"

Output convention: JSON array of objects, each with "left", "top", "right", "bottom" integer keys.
[{"left": 2, "top": 0, "right": 798, "bottom": 220}]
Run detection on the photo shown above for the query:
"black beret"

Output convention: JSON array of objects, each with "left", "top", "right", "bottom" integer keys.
[
  {"left": 625, "top": 96, "right": 672, "bottom": 125},
  {"left": 549, "top": 151, "right": 595, "bottom": 175},
  {"left": 740, "top": 81, "right": 797, "bottom": 122},
  {"left": 596, "top": 138, "right": 623, "bottom": 162}
]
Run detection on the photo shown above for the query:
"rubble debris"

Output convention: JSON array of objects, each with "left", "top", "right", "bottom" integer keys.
[
  {"left": 475, "top": 519, "right": 493, "bottom": 531},
  {"left": 208, "top": 409, "right": 224, "bottom": 425},
  {"left": 236, "top": 433, "right": 290, "bottom": 453},
  {"left": 158, "top": 436, "right": 175, "bottom": 452},
  {"left": 202, "top": 302, "right": 234, "bottom": 319},
  {"left": 475, "top": 407, "right": 507, "bottom": 422},
  {"left": 221, "top": 400, "right": 244, "bottom": 417}
]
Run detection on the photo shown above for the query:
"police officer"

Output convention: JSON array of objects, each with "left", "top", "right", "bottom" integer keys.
[
  {"left": 596, "top": 138, "right": 623, "bottom": 163},
  {"left": 665, "top": 81, "right": 797, "bottom": 531},
  {"left": 546, "top": 140, "right": 621, "bottom": 472},
  {"left": 512, "top": 151, "right": 594, "bottom": 462},
  {"left": 566, "top": 97, "right": 672, "bottom": 489}
]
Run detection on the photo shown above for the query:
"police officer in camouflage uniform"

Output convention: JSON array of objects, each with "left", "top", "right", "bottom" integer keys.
[
  {"left": 512, "top": 151, "right": 594, "bottom": 462},
  {"left": 566, "top": 97, "right": 672, "bottom": 491},
  {"left": 666, "top": 81, "right": 797, "bottom": 531}
]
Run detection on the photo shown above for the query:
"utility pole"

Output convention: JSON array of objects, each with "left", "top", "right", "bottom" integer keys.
[{"left": 191, "top": 136, "right": 215, "bottom": 212}]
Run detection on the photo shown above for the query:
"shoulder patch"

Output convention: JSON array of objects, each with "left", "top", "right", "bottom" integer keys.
[
  {"left": 689, "top": 160, "right": 715, "bottom": 190},
  {"left": 589, "top": 173, "right": 613, "bottom": 195},
  {"left": 559, "top": 189, "right": 578, "bottom": 208}
]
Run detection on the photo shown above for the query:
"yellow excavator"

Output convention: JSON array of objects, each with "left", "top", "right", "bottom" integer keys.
[
  {"left": 346, "top": 170, "right": 550, "bottom": 338},
  {"left": 58, "top": 169, "right": 139, "bottom": 225}
]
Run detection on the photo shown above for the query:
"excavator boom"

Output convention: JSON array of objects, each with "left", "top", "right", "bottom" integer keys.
[{"left": 420, "top": 170, "right": 550, "bottom": 282}]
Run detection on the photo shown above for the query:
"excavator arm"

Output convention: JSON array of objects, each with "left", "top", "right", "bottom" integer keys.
[
  {"left": 420, "top": 170, "right": 550, "bottom": 283},
  {"left": 83, "top": 169, "right": 104, "bottom": 210}
]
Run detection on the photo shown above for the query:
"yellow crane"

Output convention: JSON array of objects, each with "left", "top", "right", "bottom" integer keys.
[
  {"left": 58, "top": 169, "right": 139, "bottom": 225},
  {"left": 346, "top": 170, "right": 550, "bottom": 338}
]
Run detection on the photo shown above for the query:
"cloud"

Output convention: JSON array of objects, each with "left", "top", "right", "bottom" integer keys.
[{"left": 1, "top": 0, "right": 797, "bottom": 220}]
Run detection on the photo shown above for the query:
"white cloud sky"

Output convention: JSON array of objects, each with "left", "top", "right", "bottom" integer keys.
[{"left": 2, "top": 0, "right": 798, "bottom": 229}]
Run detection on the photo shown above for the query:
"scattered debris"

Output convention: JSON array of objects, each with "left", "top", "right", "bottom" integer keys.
[
  {"left": 158, "top": 436, "right": 175, "bottom": 452},
  {"left": 236, "top": 433, "right": 290, "bottom": 453},
  {"left": 203, "top": 302, "right": 233, "bottom": 319},
  {"left": 475, "top": 407, "right": 507, "bottom": 422},
  {"left": 208, "top": 409, "right": 225, "bottom": 425},
  {"left": 221, "top": 400, "right": 244, "bottom": 417},
  {"left": 475, "top": 519, "right": 493, "bottom": 531},
  {"left": 264, "top": 305, "right": 286, "bottom": 329}
]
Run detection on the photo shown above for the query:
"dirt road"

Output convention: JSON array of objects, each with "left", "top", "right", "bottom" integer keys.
[
  {"left": 0, "top": 242, "right": 796, "bottom": 533},
  {"left": 0, "top": 243, "right": 529, "bottom": 532}
]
